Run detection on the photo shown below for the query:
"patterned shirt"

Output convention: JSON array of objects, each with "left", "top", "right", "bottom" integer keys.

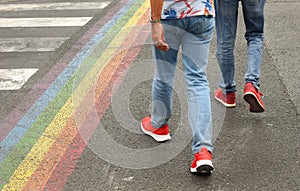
[{"left": 161, "top": 0, "right": 215, "bottom": 19}]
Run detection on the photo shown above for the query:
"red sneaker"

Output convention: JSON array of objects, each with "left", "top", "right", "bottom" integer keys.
[
  {"left": 141, "top": 116, "right": 171, "bottom": 142},
  {"left": 190, "top": 147, "right": 213, "bottom": 174},
  {"left": 243, "top": 82, "right": 265, "bottom": 112},
  {"left": 214, "top": 88, "right": 236, "bottom": 107}
]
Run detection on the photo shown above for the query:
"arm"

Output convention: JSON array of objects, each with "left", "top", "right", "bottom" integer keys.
[{"left": 150, "top": 0, "right": 169, "bottom": 51}]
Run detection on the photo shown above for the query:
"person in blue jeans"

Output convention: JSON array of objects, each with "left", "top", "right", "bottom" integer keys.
[
  {"left": 214, "top": 0, "right": 266, "bottom": 112},
  {"left": 141, "top": 0, "right": 215, "bottom": 174}
]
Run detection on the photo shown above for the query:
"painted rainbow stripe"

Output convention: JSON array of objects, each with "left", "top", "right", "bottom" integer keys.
[{"left": 0, "top": 0, "right": 151, "bottom": 190}]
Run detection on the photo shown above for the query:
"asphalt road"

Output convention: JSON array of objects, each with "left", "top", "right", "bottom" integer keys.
[
  {"left": 0, "top": 0, "right": 299, "bottom": 190},
  {"left": 64, "top": 1, "right": 300, "bottom": 190}
]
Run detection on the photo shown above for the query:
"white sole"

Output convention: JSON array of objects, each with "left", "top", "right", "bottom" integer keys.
[
  {"left": 244, "top": 92, "right": 265, "bottom": 112},
  {"left": 214, "top": 96, "right": 236, "bottom": 107},
  {"left": 140, "top": 124, "right": 171, "bottom": 142},
  {"left": 190, "top": 160, "right": 213, "bottom": 173}
]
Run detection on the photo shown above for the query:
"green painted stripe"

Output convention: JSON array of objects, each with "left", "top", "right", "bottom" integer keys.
[{"left": 0, "top": 76, "right": 74, "bottom": 188}]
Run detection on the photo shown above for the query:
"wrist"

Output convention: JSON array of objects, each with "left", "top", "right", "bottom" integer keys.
[{"left": 150, "top": 17, "right": 161, "bottom": 24}]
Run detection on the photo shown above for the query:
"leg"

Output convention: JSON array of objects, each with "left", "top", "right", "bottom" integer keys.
[
  {"left": 141, "top": 22, "right": 180, "bottom": 142},
  {"left": 181, "top": 16, "right": 215, "bottom": 154},
  {"left": 241, "top": 0, "right": 266, "bottom": 112},
  {"left": 241, "top": 0, "right": 265, "bottom": 89},
  {"left": 151, "top": 21, "right": 181, "bottom": 128},
  {"left": 214, "top": 0, "right": 239, "bottom": 93}
]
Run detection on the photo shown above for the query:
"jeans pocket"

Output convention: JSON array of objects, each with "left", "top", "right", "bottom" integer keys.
[{"left": 189, "top": 17, "right": 215, "bottom": 41}]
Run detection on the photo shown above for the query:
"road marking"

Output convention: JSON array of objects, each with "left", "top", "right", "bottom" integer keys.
[
  {"left": 0, "top": 2, "right": 110, "bottom": 11},
  {"left": 0, "top": 69, "right": 39, "bottom": 90},
  {"left": 0, "top": 0, "right": 150, "bottom": 189},
  {"left": 0, "top": 17, "right": 93, "bottom": 28},
  {"left": 0, "top": 37, "right": 68, "bottom": 52}
]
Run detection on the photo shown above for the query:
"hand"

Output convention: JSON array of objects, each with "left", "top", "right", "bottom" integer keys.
[{"left": 151, "top": 22, "right": 169, "bottom": 51}]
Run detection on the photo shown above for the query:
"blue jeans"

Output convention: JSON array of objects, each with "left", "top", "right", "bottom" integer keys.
[
  {"left": 215, "top": 0, "right": 265, "bottom": 93},
  {"left": 151, "top": 16, "right": 215, "bottom": 154}
]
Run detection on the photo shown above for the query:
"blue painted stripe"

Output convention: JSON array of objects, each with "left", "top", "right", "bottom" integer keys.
[{"left": 0, "top": 0, "right": 138, "bottom": 163}]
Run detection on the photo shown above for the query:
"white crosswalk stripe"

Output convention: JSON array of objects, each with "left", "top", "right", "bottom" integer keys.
[
  {"left": 0, "top": 1, "right": 110, "bottom": 90},
  {"left": 0, "top": 37, "right": 69, "bottom": 52},
  {"left": 0, "top": 2, "right": 109, "bottom": 11},
  {"left": 0, "top": 68, "right": 39, "bottom": 90},
  {"left": 0, "top": 17, "right": 93, "bottom": 28}
]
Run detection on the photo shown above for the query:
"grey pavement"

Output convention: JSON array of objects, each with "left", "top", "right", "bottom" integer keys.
[
  {"left": 265, "top": 0, "right": 300, "bottom": 115},
  {"left": 62, "top": 0, "right": 300, "bottom": 191}
]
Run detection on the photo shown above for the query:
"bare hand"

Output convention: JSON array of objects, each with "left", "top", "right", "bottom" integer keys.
[{"left": 151, "top": 22, "right": 169, "bottom": 51}]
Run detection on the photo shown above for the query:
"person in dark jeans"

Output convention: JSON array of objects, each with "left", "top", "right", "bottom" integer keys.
[{"left": 214, "top": 0, "right": 266, "bottom": 112}]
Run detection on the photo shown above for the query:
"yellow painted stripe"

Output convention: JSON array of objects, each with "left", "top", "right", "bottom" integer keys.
[
  {"left": 2, "top": 1, "right": 150, "bottom": 190},
  {"left": 1, "top": 99, "right": 73, "bottom": 191}
]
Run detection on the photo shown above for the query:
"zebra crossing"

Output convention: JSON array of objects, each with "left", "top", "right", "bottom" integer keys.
[{"left": 0, "top": 1, "right": 110, "bottom": 90}]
